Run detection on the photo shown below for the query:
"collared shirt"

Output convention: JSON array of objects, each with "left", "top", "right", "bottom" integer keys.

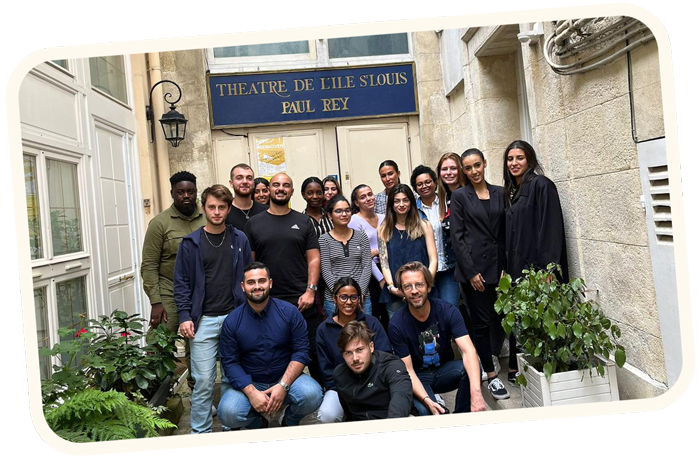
[
  {"left": 219, "top": 297, "right": 311, "bottom": 390},
  {"left": 417, "top": 194, "right": 447, "bottom": 271},
  {"left": 374, "top": 190, "right": 388, "bottom": 215},
  {"left": 140, "top": 204, "right": 205, "bottom": 304}
]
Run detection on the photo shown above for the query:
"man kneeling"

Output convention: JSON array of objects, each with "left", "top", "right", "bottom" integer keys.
[
  {"left": 333, "top": 321, "right": 413, "bottom": 420},
  {"left": 218, "top": 262, "right": 323, "bottom": 428}
]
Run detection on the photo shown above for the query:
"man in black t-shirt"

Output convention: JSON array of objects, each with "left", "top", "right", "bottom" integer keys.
[
  {"left": 226, "top": 163, "right": 268, "bottom": 232},
  {"left": 244, "top": 173, "right": 323, "bottom": 384},
  {"left": 174, "top": 184, "right": 253, "bottom": 434}
]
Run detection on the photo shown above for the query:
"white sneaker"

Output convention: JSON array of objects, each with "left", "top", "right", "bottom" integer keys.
[
  {"left": 481, "top": 367, "right": 488, "bottom": 381},
  {"left": 487, "top": 377, "right": 510, "bottom": 400},
  {"left": 492, "top": 355, "right": 502, "bottom": 375}
]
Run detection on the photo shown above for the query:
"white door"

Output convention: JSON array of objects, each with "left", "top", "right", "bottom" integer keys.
[
  {"left": 336, "top": 123, "right": 412, "bottom": 196},
  {"left": 248, "top": 129, "right": 326, "bottom": 211},
  {"left": 94, "top": 124, "right": 139, "bottom": 317}
]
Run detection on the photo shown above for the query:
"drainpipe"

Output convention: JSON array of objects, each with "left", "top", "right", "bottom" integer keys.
[{"left": 147, "top": 52, "right": 172, "bottom": 213}]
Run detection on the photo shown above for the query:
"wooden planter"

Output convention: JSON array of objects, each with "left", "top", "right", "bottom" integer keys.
[{"left": 517, "top": 354, "right": 620, "bottom": 407}]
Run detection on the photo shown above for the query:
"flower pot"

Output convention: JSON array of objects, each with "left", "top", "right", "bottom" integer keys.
[{"left": 516, "top": 353, "right": 620, "bottom": 407}]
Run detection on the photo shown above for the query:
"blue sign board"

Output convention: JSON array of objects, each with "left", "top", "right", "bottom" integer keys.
[{"left": 208, "top": 63, "right": 418, "bottom": 128}]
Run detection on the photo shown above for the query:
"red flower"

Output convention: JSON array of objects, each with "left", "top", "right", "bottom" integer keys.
[
  {"left": 75, "top": 328, "right": 87, "bottom": 338},
  {"left": 120, "top": 332, "right": 131, "bottom": 337}
]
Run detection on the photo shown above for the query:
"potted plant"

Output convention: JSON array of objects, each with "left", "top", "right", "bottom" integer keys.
[
  {"left": 40, "top": 310, "right": 183, "bottom": 441},
  {"left": 494, "top": 263, "right": 627, "bottom": 407}
]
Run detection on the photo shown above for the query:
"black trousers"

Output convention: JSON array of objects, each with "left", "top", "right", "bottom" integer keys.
[
  {"left": 461, "top": 282, "right": 502, "bottom": 374},
  {"left": 369, "top": 275, "right": 389, "bottom": 331}
]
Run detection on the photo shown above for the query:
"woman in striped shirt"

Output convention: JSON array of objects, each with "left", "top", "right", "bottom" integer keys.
[{"left": 319, "top": 195, "right": 373, "bottom": 318}]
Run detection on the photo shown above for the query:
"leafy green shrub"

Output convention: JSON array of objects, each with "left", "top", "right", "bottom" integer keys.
[
  {"left": 44, "top": 389, "right": 175, "bottom": 442},
  {"left": 41, "top": 310, "right": 182, "bottom": 406},
  {"left": 494, "top": 263, "right": 626, "bottom": 385}
]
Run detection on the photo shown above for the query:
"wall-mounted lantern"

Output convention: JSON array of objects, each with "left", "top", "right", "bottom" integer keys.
[{"left": 146, "top": 80, "right": 188, "bottom": 147}]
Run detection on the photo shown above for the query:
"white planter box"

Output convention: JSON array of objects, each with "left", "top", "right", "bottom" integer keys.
[{"left": 516, "top": 353, "right": 620, "bottom": 408}]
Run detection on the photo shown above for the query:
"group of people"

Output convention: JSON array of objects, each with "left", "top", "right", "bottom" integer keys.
[{"left": 140, "top": 139, "right": 569, "bottom": 433}]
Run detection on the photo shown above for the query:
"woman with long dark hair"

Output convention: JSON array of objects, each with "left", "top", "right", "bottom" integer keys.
[
  {"left": 347, "top": 184, "right": 389, "bottom": 328},
  {"left": 322, "top": 175, "right": 342, "bottom": 209},
  {"left": 377, "top": 184, "right": 437, "bottom": 318},
  {"left": 318, "top": 195, "right": 373, "bottom": 317},
  {"left": 315, "top": 277, "right": 390, "bottom": 423},
  {"left": 502, "top": 139, "right": 569, "bottom": 384},
  {"left": 450, "top": 148, "right": 509, "bottom": 400},
  {"left": 253, "top": 177, "right": 270, "bottom": 206}
]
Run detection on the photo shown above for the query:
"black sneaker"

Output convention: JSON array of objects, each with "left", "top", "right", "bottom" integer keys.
[
  {"left": 487, "top": 377, "right": 510, "bottom": 400},
  {"left": 508, "top": 371, "right": 520, "bottom": 386}
]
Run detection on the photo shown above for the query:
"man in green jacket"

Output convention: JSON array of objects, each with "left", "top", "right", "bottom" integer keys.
[{"left": 141, "top": 171, "right": 205, "bottom": 375}]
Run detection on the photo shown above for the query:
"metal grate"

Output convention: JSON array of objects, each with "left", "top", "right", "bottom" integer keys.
[{"left": 648, "top": 165, "right": 672, "bottom": 243}]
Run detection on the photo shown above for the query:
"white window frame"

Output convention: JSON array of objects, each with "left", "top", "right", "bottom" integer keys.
[
  {"left": 88, "top": 55, "right": 133, "bottom": 110},
  {"left": 207, "top": 34, "right": 414, "bottom": 74}
]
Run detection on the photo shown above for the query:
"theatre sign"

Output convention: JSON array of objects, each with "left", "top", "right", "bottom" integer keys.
[{"left": 207, "top": 63, "right": 418, "bottom": 128}]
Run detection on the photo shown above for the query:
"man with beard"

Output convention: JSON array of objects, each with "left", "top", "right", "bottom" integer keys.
[
  {"left": 173, "top": 184, "right": 253, "bottom": 434},
  {"left": 244, "top": 173, "right": 323, "bottom": 384},
  {"left": 226, "top": 163, "right": 268, "bottom": 232},
  {"left": 388, "top": 261, "right": 486, "bottom": 416},
  {"left": 140, "top": 171, "right": 205, "bottom": 390},
  {"left": 217, "top": 262, "right": 323, "bottom": 429},
  {"left": 141, "top": 171, "right": 204, "bottom": 333},
  {"left": 333, "top": 320, "right": 413, "bottom": 421}
]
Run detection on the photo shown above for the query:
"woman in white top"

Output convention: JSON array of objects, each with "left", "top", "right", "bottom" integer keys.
[
  {"left": 348, "top": 184, "right": 389, "bottom": 328},
  {"left": 319, "top": 195, "right": 373, "bottom": 318}
]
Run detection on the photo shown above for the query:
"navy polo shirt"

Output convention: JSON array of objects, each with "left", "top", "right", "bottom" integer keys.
[{"left": 219, "top": 297, "right": 310, "bottom": 390}]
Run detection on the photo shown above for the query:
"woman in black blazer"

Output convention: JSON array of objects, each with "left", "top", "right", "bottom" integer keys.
[
  {"left": 450, "top": 148, "right": 509, "bottom": 401},
  {"left": 502, "top": 140, "right": 570, "bottom": 383}
]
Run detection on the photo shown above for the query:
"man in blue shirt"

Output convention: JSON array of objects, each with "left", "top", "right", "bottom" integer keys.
[
  {"left": 388, "top": 261, "right": 486, "bottom": 416},
  {"left": 217, "top": 262, "right": 323, "bottom": 429}
]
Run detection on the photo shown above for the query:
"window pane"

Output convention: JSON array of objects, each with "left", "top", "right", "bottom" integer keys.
[
  {"left": 47, "top": 159, "right": 82, "bottom": 256},
  {"left": 35, "top": 287, "right": 51, "bottom": 380},
  {"left": 328, "top": 33, "right": 409, "bottom": 59},
  {"left": 49, "top": 16, "right": 68, "bottom": 70},
  {"left": 56, "top": 277, "right": 87, "bottom": 330},
  {"left": 214, "top": 16, "right": 309, "bottom": 57},
  {"left": 89, "top": 55, "right": 128, "bottom": 104},
  {"left": 24, "top": 155, "right": 43, "bottom": 260}
]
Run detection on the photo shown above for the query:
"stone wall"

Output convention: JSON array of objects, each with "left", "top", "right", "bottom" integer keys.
[
  {"left": 160, "top": 49, "right": 216, "bottom": 189},
  {"left": 415, "top": 22, "right": 668, "bottom": 397}
]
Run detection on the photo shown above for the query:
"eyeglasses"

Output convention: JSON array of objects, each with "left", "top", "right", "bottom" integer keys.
[
  {"left": 336, "top": 294, "right": 360, "bottom": 303},
  {"left": 333, "top": 208, "right": 353, "bottom": 215},
  {"left": 416, "top": 180, "right": 434, "bottom": 188},
  {"left": 401, "top": 282, "right": 426, "bottom": 291}
]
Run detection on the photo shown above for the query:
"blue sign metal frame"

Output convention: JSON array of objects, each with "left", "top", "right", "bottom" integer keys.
[{"left": 207, "top": 63, "right": 418, "bottom": 128}]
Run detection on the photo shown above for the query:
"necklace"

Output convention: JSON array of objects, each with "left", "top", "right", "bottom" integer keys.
[
  {"left": 398, "top": 228, "right": 407, "bottom": 239},
  {"left": 240, "top": 207, "right": 252, "bottom": 220},
  {"left": 204, "top": 229, "right": 226, "bottom": 248}
]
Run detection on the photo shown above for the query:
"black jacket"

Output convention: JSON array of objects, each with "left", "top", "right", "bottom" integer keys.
[
  {"left": 333, "top": 350, "right": 413, "bottom": 421},
  {"left": 505, "top": 175, "right": 569, "bottom": 282},
  {"left": 450, "top": 182, "right": 506, "bottom": 285}
]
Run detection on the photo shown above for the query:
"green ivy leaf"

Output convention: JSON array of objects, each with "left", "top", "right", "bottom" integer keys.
[
  {"left": 543, "top": 362, "right": 554, "bottom": 379},
  {"left": 135, "top": 375, "right": 149, "bottom": 390},
  {"left": 573, "top": 323, "right": 583, "bottom": 338},
  {"left": 596, "top": 364, "right": 605, "bottom": 377},
  {"left": 583, "top": 333, "right": 593, "bottom": 347},
  {"left": 615, "top": 349, "right": 626, "bottom": 367},
  {"left": 522, "top": 315, "right": 531, "bottom": 329},
  {"left": 557, "top": 323, "right": 566, "bottom": 339},
  {"left": 498, "top": 276, "right": 511, "bottom": 293}
]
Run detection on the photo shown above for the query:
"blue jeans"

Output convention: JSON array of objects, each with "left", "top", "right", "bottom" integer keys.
[
  {"left": 433, "top": 268, "right": 461, "bottom": 308},
  {"left": 218, "top": 374, "right": 323, "bottom": 429},
  {"left": 412, "top": 359, "right": 471, "bottom": 415},
  {"left": 190, "top": 314, "right": 231, "bottom": 434},
  {"left": 323, "top": 296, "right": 372, "bottom": 318}
]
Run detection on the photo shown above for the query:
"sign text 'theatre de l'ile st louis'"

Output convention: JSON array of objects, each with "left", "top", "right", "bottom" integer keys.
[{"left": 208, "top": 63, "right": 418, "bottom": 128}]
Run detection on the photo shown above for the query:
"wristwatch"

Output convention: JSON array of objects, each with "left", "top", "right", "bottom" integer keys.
[
  {"left": 307, "top": 284, "right": 318, "bottom": 291},
  {"left": 279, "top": 380, "right": 291, "bottom": 392}
]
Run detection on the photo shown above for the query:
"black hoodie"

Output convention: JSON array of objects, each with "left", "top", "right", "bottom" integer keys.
[{"left": 333, "top": 350, "right": 413, "bottom": 421}]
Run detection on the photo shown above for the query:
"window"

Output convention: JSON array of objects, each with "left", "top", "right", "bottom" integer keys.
[
  {"left": 213, "top": 16, "right": 309, "bottom": 58},
  {"left": 24, "top": 155, "right": 42, "bottom": 260},
  {"left": 328, "top": 33, "right": 409, "bottom": 59},
  {"left": 47, "top": 159, "right": 83, "bottom": 256},
  {"left": 89, "top": 55, "right": 128, "bottom": 104},
  {"left": 35, "top": 287, "right": 51, "bottom": 380},
  {"left": 47, "top": 16, "right": 68, "bottom": 70}
]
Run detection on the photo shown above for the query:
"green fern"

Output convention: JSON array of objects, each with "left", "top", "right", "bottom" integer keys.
[{"left": 44, "top": 389, "right": 175, "bottom": 442}]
